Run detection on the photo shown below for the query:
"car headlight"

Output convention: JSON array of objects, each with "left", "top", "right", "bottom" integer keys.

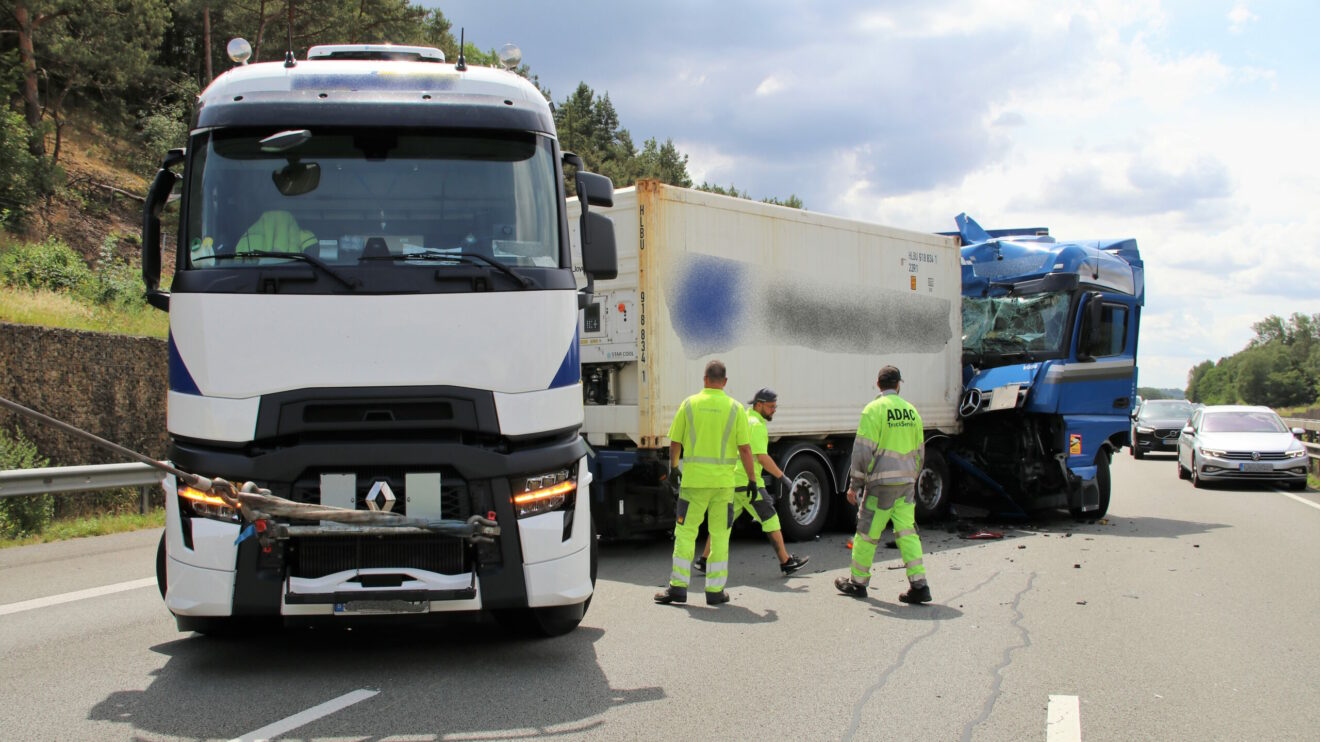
[
  {"left": 1286, "top": 447, "right": 1308, "bottom": 459},
  {"left": 510, "top": 469, "right": 577, "bottom": 518},
  {"left": 1198, "top": 447, "right": 1227, "bottom": 458},
  {"left": 178, "top": 483, "right": 240, "bottom": 523},
  {"left": 1136, "top": 426, "right": 1154, "bottom": 434}
]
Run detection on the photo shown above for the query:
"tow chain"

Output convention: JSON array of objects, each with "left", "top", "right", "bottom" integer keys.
[{"left": 0, "top": 395, "right": 501, "bottom": 545}]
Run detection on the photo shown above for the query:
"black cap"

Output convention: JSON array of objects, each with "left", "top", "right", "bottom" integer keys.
[
  {"left": 877, "top": 366, "right": 903, "bottom": 388},
  {"left": 750, "top": 387, "right": 778, "bottom": 404}
]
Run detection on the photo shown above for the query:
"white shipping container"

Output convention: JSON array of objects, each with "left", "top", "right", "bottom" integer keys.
[{"left": 571, "top": 180, "right": 961, "bottom": 450}]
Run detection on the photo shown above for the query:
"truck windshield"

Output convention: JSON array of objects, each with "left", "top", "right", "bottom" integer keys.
[
  {"left": 963, "top": 291, "right": 1072, "bottom": 357},
  {"left": 183, "top": 128, "right": 560, "bottom": 273}
]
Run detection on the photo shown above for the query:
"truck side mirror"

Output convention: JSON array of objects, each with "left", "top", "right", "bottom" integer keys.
[
  {"left": 1076, "top": 291, "right": 1105, "bottom": 362},
  {"left": 142, "top": 148, "right": 186, "bottom": 312},
  {"left": 574, "top": 170, "right": 617, "bottom": 309}
]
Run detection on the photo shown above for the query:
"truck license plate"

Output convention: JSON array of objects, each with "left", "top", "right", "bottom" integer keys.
[
  {"left": 334, "top": 600, "right": 429, "bottom": 615},
  {"left": 1240, "top": 462, "right": 1272, "bottom": 473}
]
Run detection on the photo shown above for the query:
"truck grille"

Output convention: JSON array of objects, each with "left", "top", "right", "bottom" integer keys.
[{"left": 290, "top": 534, "right": 468, "bottom": 578}]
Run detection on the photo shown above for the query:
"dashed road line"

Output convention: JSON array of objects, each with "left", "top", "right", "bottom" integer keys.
[
  {"left": 230, "top": 688, "right": 379, "bottom": 742},
  {"left": 0, "top": 577, "right": 155, "bottom": 617},
  {"left": 1046, "top": 694, "right": 1081, "bottom": 742}
]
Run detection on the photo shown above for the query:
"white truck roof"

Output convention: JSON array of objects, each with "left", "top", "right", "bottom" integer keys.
[{"left": 198, "top": 55, "right": 548, "bottom": 116}]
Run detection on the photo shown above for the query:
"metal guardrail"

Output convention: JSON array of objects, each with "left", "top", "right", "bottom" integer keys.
[{"left": 0, "top": 463, "right": 164, "bottom": 513}]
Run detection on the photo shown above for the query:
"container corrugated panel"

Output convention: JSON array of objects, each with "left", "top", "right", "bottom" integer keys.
[{"left": 574, "top": 180, "right": 961, "bottom": 448}]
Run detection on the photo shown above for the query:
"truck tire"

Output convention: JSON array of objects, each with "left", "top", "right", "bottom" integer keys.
[
  {"left": 915, "top": 449, "right": 951, "bottom": 522},
  {"left": 497, "top": 602, "right": 587, "bottom": 638},
  {"left": 155, "top": 530, "right": 167, "bottom": 599},
  {"left": 777, "top": 456, "right": 831, "bottom": 542},
  {"left": 1070, "top": 449, "right": 1111, "bottom": 519}
]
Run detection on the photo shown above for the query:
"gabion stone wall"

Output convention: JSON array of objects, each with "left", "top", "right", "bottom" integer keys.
[{"left": 0, "top": 322, "right": 168, "bottom": 466}]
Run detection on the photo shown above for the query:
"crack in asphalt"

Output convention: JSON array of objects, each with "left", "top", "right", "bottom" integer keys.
[
  {"left": 959, "top": 571, "right": 1037, "bottom": 742},
  {"left": 842, "top": 571, "right": 1002, "bottom": 742}
]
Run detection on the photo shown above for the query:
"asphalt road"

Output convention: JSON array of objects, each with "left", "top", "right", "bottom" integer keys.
[{"left": 1, "top": 454, "right": 1317, "bottom": 741}]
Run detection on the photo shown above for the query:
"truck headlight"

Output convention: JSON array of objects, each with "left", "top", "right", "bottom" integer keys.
[
  {"left": 178, "top": 483, "right": 240, "bottom": 523},
  {"left": 510, "top": 469, "right": 576, "bottom": 519}
]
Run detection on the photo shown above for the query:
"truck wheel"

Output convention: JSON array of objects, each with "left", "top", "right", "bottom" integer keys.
[
  {"left": 1070, "top": 449, "right": 1111, "bottom": 519},
  {"left": 915, "top": 449, "right": 951, "bottom": 522},
  {"left": 777, "top": 456, "right": 831, "bottom": 542},
  {"left": 156, "top": 530, "right": 167, "bottom": 599},
  {"left": 497, "top": 602, "right": 587, "bottom": 638}
]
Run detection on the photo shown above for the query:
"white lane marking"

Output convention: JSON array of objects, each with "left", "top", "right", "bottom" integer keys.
[
  {"left": 231, "top": 688, "right": 378, "bottom": 742},
  {"left": 0, "top": 577, "right": 156, "bottom": 617},
  {"left": 1046, "top": 694, "right": 1081, "bottom": 742},
  {"left": 1274, "top": 488, "right": 1320, "bottom": 512}
]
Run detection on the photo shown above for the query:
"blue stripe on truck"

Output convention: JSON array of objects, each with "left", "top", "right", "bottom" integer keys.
[{"left": 549, "top": 328, "right": 581, "bottom": 388}]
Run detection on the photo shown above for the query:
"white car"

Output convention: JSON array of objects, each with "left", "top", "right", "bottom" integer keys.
[{"left": 1176, "top": 405, "right": 1309, "bottom": 490}]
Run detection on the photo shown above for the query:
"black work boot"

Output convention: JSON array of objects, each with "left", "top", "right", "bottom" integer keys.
[
  {"left": 780, "top": 554, "right": 810, "bottom": 575},
  {"left": 705, "top": 590, "right": 730, "bottom": 606},
  {"left": 653, "top": 586, "right": 687, "bottom": 605},
  {"left": 694, "top": 556, "right": 707, "bottom": 574},
  {"left": 899, "top": 582, "right": 932, "bottom": 604},
  {"left": 834, "top": 576, "right": 868, "bottom": 599}
]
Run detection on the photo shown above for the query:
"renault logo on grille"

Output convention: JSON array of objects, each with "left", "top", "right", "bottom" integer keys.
[{"left": 366, "top": 481, "right": 397, "bottom": 512}]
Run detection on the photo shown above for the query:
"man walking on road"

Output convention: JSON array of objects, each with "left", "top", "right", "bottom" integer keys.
[
  {"left": 835, "top": 365, "right": 932, "bottom": 604},
  {"left": 655, "top": 360, "right": 759, "bottom": 606},
  {"left": 695, "top": 387, "right": 809, "bottom": 576}
]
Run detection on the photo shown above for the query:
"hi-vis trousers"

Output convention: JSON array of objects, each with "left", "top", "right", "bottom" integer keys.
[
  {"left": 849, "top": 483, "right": 926, "bottom": 587},
  {"left": 670, "top": 486, "right": 733, "bottom": 593}
]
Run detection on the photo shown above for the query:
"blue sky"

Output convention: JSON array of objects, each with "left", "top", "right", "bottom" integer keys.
[{"left": 428, "top": 1, "right": 1320, "bottom": 389}]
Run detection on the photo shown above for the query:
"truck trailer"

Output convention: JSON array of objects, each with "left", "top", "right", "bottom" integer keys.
[
  {"left": 140, "top": 42, "right": 618, "bottom": 636},
  {"left": 573, "top": 182, "right": 1143, "bottom": 539}
]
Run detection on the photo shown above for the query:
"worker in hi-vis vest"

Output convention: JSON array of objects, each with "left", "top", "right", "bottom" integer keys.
[
  {"left": 835, "top": 365, "right": 932, "bottom": 604},
  {"left": 654, "top": 360, "right": 757, "bottom": 606},
  {"left": 694, "top": 387, "right": 809, "bottom": 576}
]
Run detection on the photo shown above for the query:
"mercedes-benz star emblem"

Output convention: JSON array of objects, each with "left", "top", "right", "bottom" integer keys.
[{"left": 959, "top": 388, "right": 983, "bottom": 418}]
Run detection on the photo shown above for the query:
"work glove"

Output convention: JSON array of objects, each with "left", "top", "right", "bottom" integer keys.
[
  {"left": 664, "top": 468, "right": 682, "bottom": 500},
  {"left": 747, "top": 478, "right": 758, "bottom": 497}
]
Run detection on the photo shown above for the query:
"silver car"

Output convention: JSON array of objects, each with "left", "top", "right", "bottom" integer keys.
[{"left": 1176, "top": 405, "right": 1309, "bottom": 490}]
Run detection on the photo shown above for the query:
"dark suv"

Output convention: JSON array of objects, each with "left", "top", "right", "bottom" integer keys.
[{"left": 1131, "top": 399, "right": 1196, "bottom": 458}]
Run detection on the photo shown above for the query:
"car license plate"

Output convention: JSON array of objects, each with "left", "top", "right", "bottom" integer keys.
[
  {"left": 334, "top": 600, "right": 429, "bottom": 615},
  {"left": 1240, "top": 462, "right": 1272, "bottom": 473}
]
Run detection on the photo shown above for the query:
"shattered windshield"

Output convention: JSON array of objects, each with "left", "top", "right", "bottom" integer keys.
[{"left": 963, "top": 291, "right": 1073, "bottom": 357}]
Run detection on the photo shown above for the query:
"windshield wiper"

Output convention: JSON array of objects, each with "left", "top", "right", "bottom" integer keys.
[
  {"left": 359, "top": 249, "right": 534, "bottom": 289},
  {"left": 204, "top": 250, "right": 359, "bottom": 290}
]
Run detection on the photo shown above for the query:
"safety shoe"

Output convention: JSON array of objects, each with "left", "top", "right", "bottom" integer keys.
[
  {"left": 694, "top": 556, "right": 707, "bottom": 573},
  {"left": 705, "top": 590, "right": 730, "bottom": 606},
  {"left": 653, "top": 586, "right": 687, "bottom": 605},
  {"left": 834, "top": 576, "right": 868, "bottom": 599},
  {"left": 898, "top": 583, "right": 932, "bottom": 604},
  {"left": 780, "top": 554, "right": 810, "bottom": 575}
]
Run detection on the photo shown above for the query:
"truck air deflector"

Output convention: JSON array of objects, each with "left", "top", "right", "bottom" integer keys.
[{"left": 167, "top": 332, "right": 201, "bottom": 396}]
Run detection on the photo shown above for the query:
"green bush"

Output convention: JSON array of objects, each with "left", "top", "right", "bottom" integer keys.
[
  {"left": 86, "top": 235, "right": 143, "bottom": 306},
  {"left": 0, "top": 428, "right": 54, "bottom": 538},
  {"left": 0, "top": 237, "right": 93, "bottom": 292}
]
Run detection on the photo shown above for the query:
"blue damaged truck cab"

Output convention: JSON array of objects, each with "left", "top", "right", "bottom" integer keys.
[{"left": 948, "top": 215, "right": 1144, "bottom": 518}]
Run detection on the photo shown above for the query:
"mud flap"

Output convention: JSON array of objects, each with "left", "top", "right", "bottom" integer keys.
[{"left": 1069, "top": 478, "right": 1100, "bottom": 512}]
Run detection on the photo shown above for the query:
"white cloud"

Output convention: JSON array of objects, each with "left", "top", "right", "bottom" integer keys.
[
  {"left": 754, "top": 75, "right": 783, "bottom": 96},
  {"left": 1228, "top": 3, "right": 1258, "bottom": 34}
]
